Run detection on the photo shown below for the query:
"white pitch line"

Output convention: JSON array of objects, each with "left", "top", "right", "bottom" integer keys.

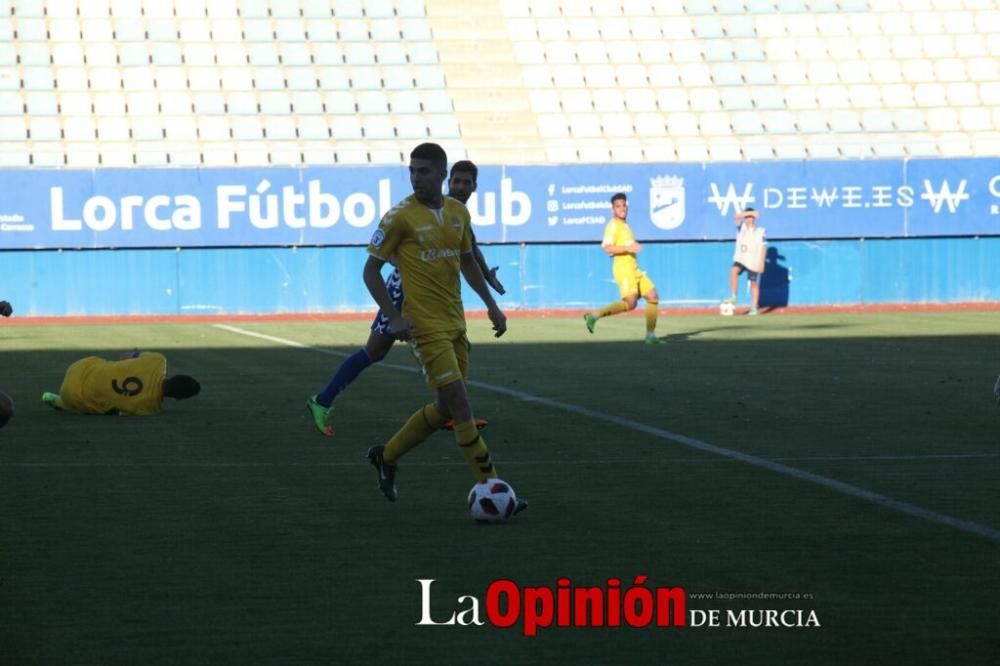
[{"left": 213, "top": 324, "right": 1000, "bottom": 543}]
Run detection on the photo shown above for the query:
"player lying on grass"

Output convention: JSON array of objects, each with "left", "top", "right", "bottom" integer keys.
[
  {"left": 306, "top": 160, "right": 505, "bottom": 437},
  {"left": 41, "top": 350, "right": 200, "bottom": 415}
]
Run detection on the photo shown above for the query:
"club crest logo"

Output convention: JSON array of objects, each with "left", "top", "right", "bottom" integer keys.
[
  {"left": 649, "top": 175, "right": 685, "bottom": 230},
  {"left": 370, "top": 229, "right": 385, "bottom": 247}
]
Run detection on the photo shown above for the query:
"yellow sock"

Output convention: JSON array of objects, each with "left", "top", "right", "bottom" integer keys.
[
  {"left": 384, "top": 403, "right": 446, "bottom": 465},
  {"left": 645, "top": 300, "right": 659, "bottom": 335},
  {"left": 454, "top": 420, "right": 497, "bottom": 481},
  {"left": 597, "top": 300, "right": 630, "bottom": 319}
]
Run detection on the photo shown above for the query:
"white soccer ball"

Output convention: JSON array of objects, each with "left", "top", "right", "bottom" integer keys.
[
  {"left": 719, "top": 301, "right": 735, "bottom": 316},
  {"left": 468, "top": 478, "right": 518, "bottom": 523}
]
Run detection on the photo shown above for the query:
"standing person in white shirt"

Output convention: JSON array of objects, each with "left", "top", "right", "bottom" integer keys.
[{"left": 724, "top": 206, "right": 767, "bottom": 316}]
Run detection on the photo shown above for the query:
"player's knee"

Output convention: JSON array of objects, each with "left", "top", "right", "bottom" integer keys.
[
  {"left": 365, "top": 337, "right": 393, "bottom": 362},
  {"left": 623, "top": 296, "right": 638, "bottom": 310},
  {"left": 439, "top": 381, "right": 471, "bottom": 422}
]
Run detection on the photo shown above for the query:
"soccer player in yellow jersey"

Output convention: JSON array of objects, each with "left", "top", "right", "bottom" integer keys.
[
  {"left": 363, "top": 143, "right": 523, "bottom": 514},
  {"left": 41, "top": 351, "right": 200, "bottom": 415},
  {"left": 584, "top": 192, "right": 664, "bottom": 344},
  {"left": 305, "top": 160, "right": 503, "bottom": 437}
]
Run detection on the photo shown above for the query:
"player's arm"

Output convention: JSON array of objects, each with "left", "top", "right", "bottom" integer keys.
[
  {"left": 600, "top": 223, "right": 640, "bottom": 256},
  {"left": 363, "top": 255, "right": 410, "bottom": 339},
  {"left": 602, "top": 243, "right": 641, "bottom": 256},
  {"left": 757, "top": 240, "right": 767, "bottom": 274},
  {"left": 468, "top": 227, "right": 505, "bottom": 295},
  {"left": 460, "top": 252, "right": 507, "bottom": 338}
]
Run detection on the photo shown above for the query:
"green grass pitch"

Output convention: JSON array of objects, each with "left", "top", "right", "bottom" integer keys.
[{"left": 1, "top": 312, "right": 997, "bottom": 664}]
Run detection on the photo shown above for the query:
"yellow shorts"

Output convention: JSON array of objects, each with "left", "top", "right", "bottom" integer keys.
[
  {"left": 410, "top": 330, "right": 470, "bottom": 389},
  {"left": 613, "top": 267, "right": 656, "bottom": 299}
]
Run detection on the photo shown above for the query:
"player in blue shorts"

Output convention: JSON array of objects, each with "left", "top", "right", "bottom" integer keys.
[{"left": 306, "top": 160, "right": 504, "bottom": 436}]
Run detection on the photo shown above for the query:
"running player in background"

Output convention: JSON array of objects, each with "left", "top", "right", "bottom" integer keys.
[
  {"left": 305, "top": 161, "right": 504, "bottom": 437},
  {"left": 41, "top": 350, "right": 200, "bottom": 415},
  {"left": 583, "top": 192, "right": 664, "bottom": 344},
  {"left": 362, "top": 142, "right": 522, "bottom": 513}
]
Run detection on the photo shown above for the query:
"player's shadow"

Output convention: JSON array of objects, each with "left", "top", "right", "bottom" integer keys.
[{"left": 759, "top": 246, "right": 790, "bottom": 311}]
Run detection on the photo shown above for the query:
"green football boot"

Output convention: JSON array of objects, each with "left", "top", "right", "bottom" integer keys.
[{"left": 306, "top": 395, "right": 334, "bottom": 437}]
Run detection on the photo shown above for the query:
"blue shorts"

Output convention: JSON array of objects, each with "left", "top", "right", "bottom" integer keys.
[{"left": 371, "top": 268, "right": 405, "bottom": 337}]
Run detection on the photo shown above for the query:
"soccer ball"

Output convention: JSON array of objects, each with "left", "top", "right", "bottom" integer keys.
[
  {"left": 719, "top": 301, "right": 735, "bottom": 316},
  {"left": 468, "top": 478, "right": 518, "bottom": 523}
]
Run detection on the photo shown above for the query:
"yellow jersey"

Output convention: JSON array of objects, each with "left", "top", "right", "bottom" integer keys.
[
  {"left": 58, "top": 352, "right": 167, "bottom": 415},
  {"left": 367, "top": 194, "right": 472, "bottom": 336},
  {"left": 602, "top": 217, "right": 638, "bottom": 273}
]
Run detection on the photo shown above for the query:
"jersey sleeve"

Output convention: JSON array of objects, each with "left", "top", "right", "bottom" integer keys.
[
  {"left": 601, "top": 220, "right": 616, "bottom": 246},
  {"left": 137, "top": 352, "right": 167, "bottom": 373},
  {"left": 367, "top": 209, "right": 404, "bottom": 261}
]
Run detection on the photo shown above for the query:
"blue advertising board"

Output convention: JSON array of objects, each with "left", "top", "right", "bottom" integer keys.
[{"left": 1, "top": 158, "right": 998, "bottom": 249}]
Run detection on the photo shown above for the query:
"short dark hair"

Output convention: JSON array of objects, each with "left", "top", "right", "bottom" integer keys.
[
  {"left": 611, "top": 192, "right": 628, "bottom": 204},
  {"left": 163, "top": 375, "right": 201, "bottom": 400},
  {"left": 450, "top": 160, "right": 478, "bottom": 181},
  {"left": 410, "top": 142, "right": 448, "bottom": 169}
]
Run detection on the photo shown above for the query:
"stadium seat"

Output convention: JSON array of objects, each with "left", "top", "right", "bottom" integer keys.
[
  {"left": 395, "top": 115, "right": 427, "bottom": 140},
  {"left": 0, "top": 91, "right": 19, "bottom": 116},
  {"left": 712, "top": 62, "right": 744, "bottom": 87},
  {"left": 24, "top": 91, "right": 58, "bottom": 116},
  {"left": 426, "top": 115, "right": 460, "bottom": 139},
  {"left": 0, "top": 0, "right": 996, "bottom": 167},
  {"left": 675, "top": 137, "right": 708, "bottom": 162},
  {"left": 28, "top": 116, "right": 62, "bottom": 141},
  {"left": 610, "top": 88, "right": 647, "bottom": 114},
  {"left": 600, "top": 112, "right": 634, "bottom": 137},
  {"left": 64, "top": 141, "right": 102, "bottom": 167},
  {"left": 301, "top": 141, "right": 337, "bottom": 164},
  {"left": 297, "top": 115, "right": 330, "bottom": 140},
  {"left": 796, "top": 110, "right": 829, "bottom": 133},
  {"left": 761, "top": 110, "right": 796, "bottom": 134},
  {"left": 0, "top": 145, "right": 31, "bottom": 167},
  {"left": 741, "top": 135, "right": 776, "bottom": 160},
  {"left": 382, "top": 66, "right": 414, "bottom": 90},
  {"left": 666, "top": 111, "right": 699, "bottom": 136},
  {"left": 609, "top": 139, "right": 644, "bottom": 163},
  {"left": 385, "top": 89, "right": 419, "bottom": 114},
  {"left": 861, "top": 109, "right": 894, "bottom": 132},
  {"left": 699, "top": 110, "right": 732, "bottom": 136},
  {"left": 197, "top": 116, "right": 232, "bottom": 141},
  {"left": 538, "top": 113, "right": 569, "bottom": 138},
  {"left": 721, "top": 87, "right": 754, "bottom": 111},
  {"left": 634, "top": 112, "right": 668, "bottom": 137},
  {"left": 232, "top": 115, "right": 264, "bottom": 139},
  {"left": 707, "top": 137, "right": 743, "bottom": 161},
  {"left": 690, "top": 87, "right": 721, "bottom": 111}
]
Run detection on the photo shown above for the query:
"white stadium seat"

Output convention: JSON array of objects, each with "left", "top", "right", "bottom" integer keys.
[{"left": 0, "top": 1, "right": 993, "bottom": 166}]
